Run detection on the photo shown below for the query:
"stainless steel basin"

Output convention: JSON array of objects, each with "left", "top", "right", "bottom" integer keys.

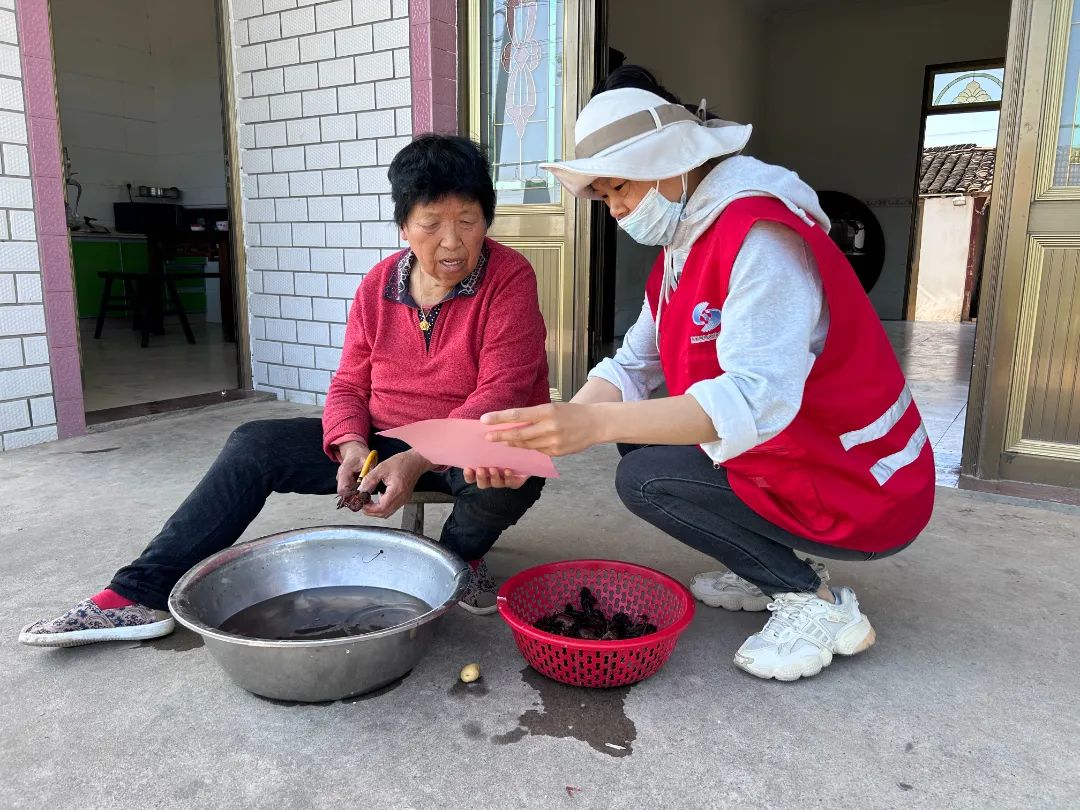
[{"left": 168, "top": 526, "right": 469, "bottom": 702}]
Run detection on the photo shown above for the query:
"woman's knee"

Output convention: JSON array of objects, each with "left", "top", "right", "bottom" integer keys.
[
  {"left": 225, "top": 420, "right": 277, "bottom": 454},
  {"left": 222, "top": 420, "right": 307, "bottom": 473},
  {"left": 458, "top": 476, "right": 544, "bottom": 526}
]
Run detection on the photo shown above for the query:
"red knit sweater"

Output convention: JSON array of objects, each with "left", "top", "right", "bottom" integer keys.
[{"left": 322, "top": 238, "right": 550, "bottom": 457}]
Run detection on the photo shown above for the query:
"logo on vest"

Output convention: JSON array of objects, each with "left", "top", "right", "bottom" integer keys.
[{"left": 691, "top": 302, "right": 722, "bottom": 344}]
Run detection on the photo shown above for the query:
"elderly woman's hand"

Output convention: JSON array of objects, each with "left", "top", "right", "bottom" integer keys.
[
  {"left": 480, "top": 403, "right": 606, "bottom": 457},
  {"left": 358, "top": 450, "right": 433, "bottom": 519},
  {"left": 336, "top": 441, "right": 372, "bottom": 499}
]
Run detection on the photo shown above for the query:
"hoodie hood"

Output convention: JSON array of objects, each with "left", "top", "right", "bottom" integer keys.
[
  {"left": 658, "top": 156, "right": 831, "bottom": 306},
  {"left": 682, "top": 155, "right": 829, "bottom": 237}
]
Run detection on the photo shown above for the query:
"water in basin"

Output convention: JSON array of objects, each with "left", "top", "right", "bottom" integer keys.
[{"left": 219, "top": 585, "right": 433, "bottom": 641}]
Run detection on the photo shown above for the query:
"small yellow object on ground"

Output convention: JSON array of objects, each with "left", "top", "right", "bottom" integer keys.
[{"left": 459, "top": 663, "right": 481, "bottom": 683}]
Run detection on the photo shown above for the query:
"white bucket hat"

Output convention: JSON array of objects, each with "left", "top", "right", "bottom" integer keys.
[{"left": 541, "top": 87, "right": 752, "bottom": 200}]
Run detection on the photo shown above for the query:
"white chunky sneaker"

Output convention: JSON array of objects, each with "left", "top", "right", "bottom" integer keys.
[
  {"left": 733, "top": 587, "right": 875, "bottom": 681},
  {"left": 690, "top": 560, "right": 831, "bottom": 612}
]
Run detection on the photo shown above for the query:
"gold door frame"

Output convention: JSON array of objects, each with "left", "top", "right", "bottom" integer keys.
[
  {"left": 964, "top": 0, "right": 1080, "bottom": 495},
  {"left": 464, "top": 0, "right": 598, "bottom": 401}
]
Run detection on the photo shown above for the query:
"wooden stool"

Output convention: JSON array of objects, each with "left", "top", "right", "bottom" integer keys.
[
  {"left": 401, "top": 491, "right": 455, "bottom": 536},
  {"left": 93, "top": 271, "right": 138, "bottom": 339}
]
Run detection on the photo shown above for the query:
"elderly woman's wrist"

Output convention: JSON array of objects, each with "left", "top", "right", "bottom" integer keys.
[
  {"left": 336, "top": 439, "right": 369, "bottom": 457},
  {"left": 403, "top": 448, "right": 436, "bottom": 472}
]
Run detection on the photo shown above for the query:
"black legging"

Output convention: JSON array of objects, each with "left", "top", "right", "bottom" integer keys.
[
  {"left": 110, "top": 418, "right": 544, "bottom": 609},
  {"left": 614, "top": 444, "right": 901, "bottom": 596}
]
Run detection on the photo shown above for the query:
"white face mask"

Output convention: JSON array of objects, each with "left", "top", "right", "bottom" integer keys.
[{"left": 616, "top": 176, "right": 687, "bottom": 246}]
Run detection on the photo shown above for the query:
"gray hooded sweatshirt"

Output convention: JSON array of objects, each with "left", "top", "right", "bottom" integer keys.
[{"left": 589, "top": 155, "right": 833, "bottom": 463}]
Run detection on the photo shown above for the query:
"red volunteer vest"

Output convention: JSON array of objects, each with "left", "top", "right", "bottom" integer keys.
[{"left": 646, "top": 197, "right": 935, "bottom": 552}]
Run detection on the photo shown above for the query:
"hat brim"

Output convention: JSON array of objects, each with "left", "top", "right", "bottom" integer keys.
[{"left": 541, "top": 120, "right": 753, "bottom": 199}]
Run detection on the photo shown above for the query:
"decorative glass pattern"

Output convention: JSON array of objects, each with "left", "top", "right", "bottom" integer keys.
[
  {"left": 479, "top": 0, "right": 565, "bottom": 205},
  {"left": 931, "top": 68, "right": 1005, "bottom": 106},
  {"left": 1053, "top": 2, "right": 1080, "bottom": 187}
]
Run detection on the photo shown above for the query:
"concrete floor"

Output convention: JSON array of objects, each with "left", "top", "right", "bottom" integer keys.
[
  {"left": 79, "top": 316, "right": 240, "bottom": 413},
  {"left": 2, "top": 400, "right": 1079, "bottom": 808}
]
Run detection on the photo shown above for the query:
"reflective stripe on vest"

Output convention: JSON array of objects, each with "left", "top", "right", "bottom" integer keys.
[
  {"left": 840, "top": 386, "right": 913, "bottom": 450},
  {"left": 870, "top": 423, "right": 929, "bottom": 486},
  {"left": 839, "top": 385, "right": 928, "bottom": 486}
]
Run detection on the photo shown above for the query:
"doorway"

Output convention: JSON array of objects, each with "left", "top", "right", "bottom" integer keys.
[
  {"left": 908, "top": 60, "right": 1003, "bottom": 325},
  {"left": 50, "top": 0, "right": 243, "bottom": 421}
]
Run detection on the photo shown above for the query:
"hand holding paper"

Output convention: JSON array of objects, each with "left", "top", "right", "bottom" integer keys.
[
  {"left": 378, "top": 419, "right": 559, "bottom": 479},
  {"left": 479, "top": 402, "right": 605, "bottom": 457}
]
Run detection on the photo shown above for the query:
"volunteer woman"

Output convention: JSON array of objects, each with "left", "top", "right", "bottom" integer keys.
[{"left": 476, "top": 68, "right": 935, "bottom": 682}]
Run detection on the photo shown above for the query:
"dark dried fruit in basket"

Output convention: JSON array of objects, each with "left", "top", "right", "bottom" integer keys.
[
  {"left": 625, "top": 615, "right": 658, "bottom": 638},
  {"left": 579, "top": 587, "right": 598, "bottom": 614},
  {"left": 533, "top": 587, "right": 657, "bottom": 640},
  {"left": 601, "top": 612, "right": 631, "bottom": 640}
]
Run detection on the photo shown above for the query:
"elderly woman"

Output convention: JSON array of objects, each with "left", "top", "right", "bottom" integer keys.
[
  {"left": 21, "top": 134, "right": 549, "bottom": 647},
  {"left": 481, "top": 67, "right": 935, "bottom": 682}
]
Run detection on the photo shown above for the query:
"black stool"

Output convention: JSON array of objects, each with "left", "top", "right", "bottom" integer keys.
[
  {"left": 93, "top": 272, "right": 138, "bottom": 339},
  {"left": 93, "top": 271, "right": 197, "bottom": 348}
]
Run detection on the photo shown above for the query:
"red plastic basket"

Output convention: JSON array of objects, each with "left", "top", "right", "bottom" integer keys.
[{"left": 497, "top": 559, "right": 696, "bottom": 688}]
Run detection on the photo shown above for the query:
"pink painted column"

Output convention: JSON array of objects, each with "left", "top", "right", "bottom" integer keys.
[
  {"left": 15, "top": 0, "right": 84, "bottom": 438},
  {"left": 410, "top": 0, "right": 459, "bottom": 135}
]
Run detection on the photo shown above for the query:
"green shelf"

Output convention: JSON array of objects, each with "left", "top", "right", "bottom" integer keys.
[{"left": 71, "top": 237, "right": 207, "bottom": 318}]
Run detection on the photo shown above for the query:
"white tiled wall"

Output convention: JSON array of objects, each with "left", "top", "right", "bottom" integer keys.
[
  {"left": 0, "top": 3, "right": 57, "bottom": 451},
  {"left": 229, "top": 0, "right": 411, "bottom": 405}
]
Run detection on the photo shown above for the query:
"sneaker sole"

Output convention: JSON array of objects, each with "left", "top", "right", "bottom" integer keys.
[
  {"left": 18, "top": 618, "right": 176, "bottom": 648},
  {"left": 458, "top": 601, "right": 498, "bottom": 616},
  {"left": 734, "top": 617, "right": 876, "bottom": 681},
  {"left": 692, "top": 591, "right": 769, "bottom": 612},
  {"left": 835, "top": 618, "right": 877, "bottom": 656},
  {"left": 690, "top": 564, "right": 830, "bottom": 613}
]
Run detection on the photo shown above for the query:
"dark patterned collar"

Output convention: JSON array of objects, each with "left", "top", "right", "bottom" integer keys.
[{"left": 383, "top": 244, "right": 489, "bottom": 306}]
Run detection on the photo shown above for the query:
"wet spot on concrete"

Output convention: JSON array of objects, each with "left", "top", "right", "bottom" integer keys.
[
  {"left": 497, "top": 727, "right": 527, "bottom": 744},
  {"left": 75, "top": 447, "right": 121, "bottom": 454},
  {"left": 140, "top": 627, "right": 204, "bottom": 652},
  {"left": 449, "top": 679, "right": 489, "bottom": 698},
  {"left": 462, "top": 721, "right": 483, "bottom": 739},
  {"left": 492, "top": 666, "right": 636, "bottom": 757}
]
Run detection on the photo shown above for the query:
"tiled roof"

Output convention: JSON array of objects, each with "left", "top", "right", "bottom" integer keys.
[{"left": 919, "top": 144, "right": 996, "bottom": 196}]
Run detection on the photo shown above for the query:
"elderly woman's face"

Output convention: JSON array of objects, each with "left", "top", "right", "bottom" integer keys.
[
  {"left": 400, "top": 195, "right": 488, "bottom": 286},
  {"left": 590, "top": 176, "right": 685, "bottom": 220}
]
